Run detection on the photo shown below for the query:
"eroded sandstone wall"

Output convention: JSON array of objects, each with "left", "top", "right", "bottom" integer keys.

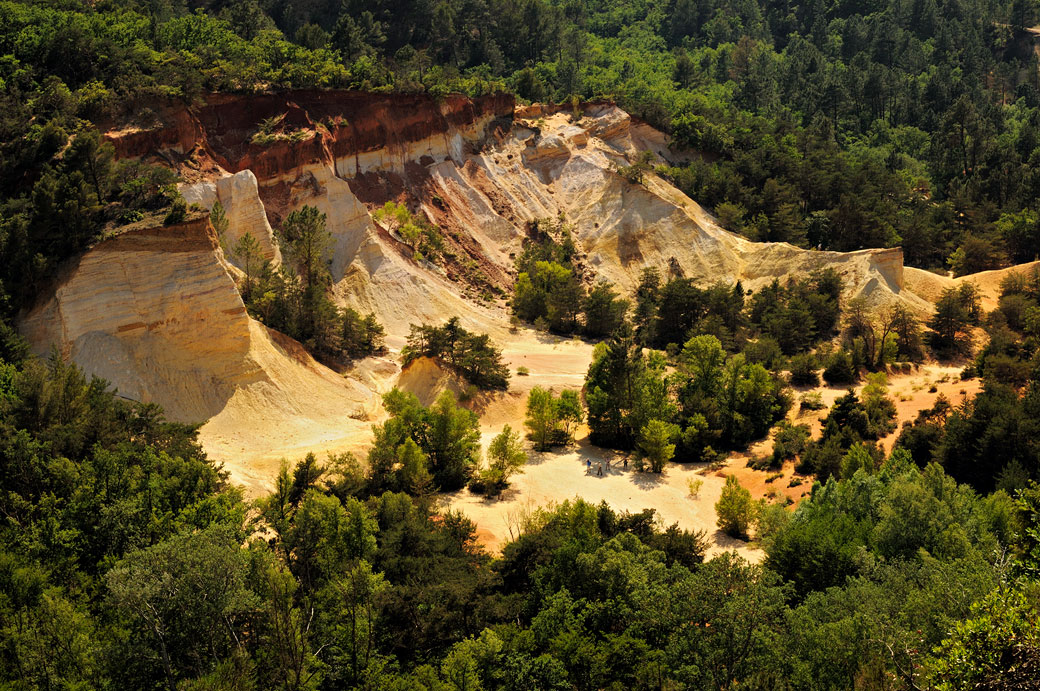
[
  {"left": 179, "top": 169, "right": 281, "bottom": 263},
  {"left": 20, "top": 217, "right": 254, "bottom": 421}
]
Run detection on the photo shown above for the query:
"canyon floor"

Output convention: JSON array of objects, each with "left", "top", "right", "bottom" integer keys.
[{"left": 201, "top": 319, "right": 980, "bottom": 561}]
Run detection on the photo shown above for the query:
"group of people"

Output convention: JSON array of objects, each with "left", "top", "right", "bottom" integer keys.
[{"left": 586, "top": 457, "right": 629, "bottom": 476}]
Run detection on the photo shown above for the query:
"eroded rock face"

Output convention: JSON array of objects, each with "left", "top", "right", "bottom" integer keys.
[
  {"left": 107, "top": 91, "right": 515, "bottom": 180},
  {"left": 20, "top": 90, "right": 948, "bottom": 490},
  {"left": 109, "top": 90, "right": 929, "bottom": 328},
  {"left": 180, "top": 170, "right": 281, "bottom": 263},
  {"left": 21, "top": 218, "right": 253, "bottom": 420},
  {"left": 19, "top": 216, "right": 376, "bottom": 445}
]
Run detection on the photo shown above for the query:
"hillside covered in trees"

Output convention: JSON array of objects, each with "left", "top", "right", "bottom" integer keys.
[
  {"left": 3, "top": 0, "right": 1040, "bottom": 689},
  {"left": 3, "top": 0, "right": 1040, "bottom": 328},
  {"left": 2, "top": 334, "right": 1040, "bottom": 689}
]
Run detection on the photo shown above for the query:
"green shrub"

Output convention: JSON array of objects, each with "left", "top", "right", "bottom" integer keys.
[
  {"left": 802, "top": 391, "right": 825, "bottom": 409},
  {"left": 770, "top": 421, "right": 811, "bottom": 466},
  {"left": 716, "top": 475, "right": 755, "bottom": 539},
  {"left": 687, "top": 477, "right": 703, "bottom": 497},
  {"left": 822, "top": 349, "right": 857, "bottom": 385},
  {"left": 789, "top": 353, "right": 820, "bottom": 387},
  {"left": 163, "top": 197, "right": 187, "bottom": 225}
]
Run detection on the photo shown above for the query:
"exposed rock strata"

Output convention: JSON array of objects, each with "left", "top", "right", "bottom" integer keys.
[
  {"left": 20, "top": 216, "right": 376, "bottom": 493},
  {"left": 21, "top": 218, "right": 252, "bottom": 420},
  {"left": 113, "top": 91, "right": 930, "bottom": 333},
  {"left": 19, "top": 91, "right": 962, "bottom": 491}
]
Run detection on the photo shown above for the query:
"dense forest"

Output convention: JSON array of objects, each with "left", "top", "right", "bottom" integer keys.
[
  {"left": 3, "top": 0, "right": 1040, "bottom": 688},
  {"left": 2, "top": 336, "right": 1039, "bottom": 689},
  {"left": 3, "top": 0, "right": 1040, "bottom": 326}
]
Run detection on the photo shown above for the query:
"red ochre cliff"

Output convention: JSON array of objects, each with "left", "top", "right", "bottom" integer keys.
[{"left": 108, "top": 91, "right": 515, "bottom": 182}]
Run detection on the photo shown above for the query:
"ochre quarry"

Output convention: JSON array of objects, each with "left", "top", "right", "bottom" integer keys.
[
  {"left": 19, "top": 215, "right": 379, "bottom": 492},
  {"left": 20, "top": 90, "right": 996, "bottom": 495}
]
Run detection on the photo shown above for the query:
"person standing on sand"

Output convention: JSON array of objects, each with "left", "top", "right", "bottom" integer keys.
[
  {"left": 587, "top": 459, "right": 592, "bottom": 473},
  {"left": 598, "top": 463, "right": 603, "bottom": 476}
]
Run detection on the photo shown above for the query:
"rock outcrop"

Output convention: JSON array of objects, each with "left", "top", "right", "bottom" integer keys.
[
  {"left": 19, "top": 215, "right": 378, "bottom": 493},
  {"left": 179, "top": 170, "right": 281, "bottom": 262},
  {"left": 21, "top": 217, "right": 252, "bottom": 420},
  {"left": 107, "top": 91, "right": 515, "bottom": 180}
]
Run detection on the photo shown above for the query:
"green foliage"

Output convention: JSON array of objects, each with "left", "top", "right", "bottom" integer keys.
[
  {"left": 513, "top": 259, "right": 584, "bottom": 333},
  {"left": 0, "top": 355, "right": 246, "bottom": 689},
  {"left": 613, "top": 150, "right": 656, "bottom": 185},
  {"left": 788, "top": 353, "right": 819, "bottom": 387},
  {"left": 4, "top": 0, "right": 1040, "bottom": 686},
  {"left": 523, "top": 386, "right": 582, "bottom": 451},
  {"left": 368, "top": 388, "right": 481, "bottom": 492},
  {"left": 163, "top": 196, "right": 188, "bottom": 225},
  {"left": 649, "top": 277, "right": 747, "bottom": 350},
  {"left": 372, "top": 201, "right": 443, "bottom": 261},
  {"left": 585, "top": 326, "right": 789, "bottom": 463},
  {"left": 770, "top": 421, "right": 811, "bottom": 466},
  {"left": 675, "top": 334, "right": 792, "bottom": 453},
  {"left": 769, "top": 458, "right": 1005, "bottom": 598},
  {"left": 236, "top": 206, "right": 385, "bottom": 362},
  {"left": 925, "top": 581, "right": 1040, "bottom": 690},
  {"left": 470, "top": 424, "right": 527, "bottom": 496},
  {"left": 2, "top": 0, "right": 1040, "bottom": 331},
  {"left": 341, "top": 307, "right": 386, "bottom": 358},
  {"left": 279, "top": 205, "right": 332, "bottom": 296},
  {"left": 922, "top": 380, "right": 1040, "bottom": 493},
  {"left": 585, "top": 324, "right": 675, "bottom": 449},
  {"left": 633, "top": 266, "right": 661, "bottom": 344},
  {"left": 232, "top": 232, "right": 264, "bottom": 287},
  {"left": 631, "top": 270, "right": 839, "bottom": 358},
  {"left": 928, "top": 284, "right": 983, "bottom": 358},
  {"left": 997, "top": 209, "right": 1040, "bottom": 265},
  {"left": 748, "top": 270, "right": 842, "bottom": 355},
  {"left": 636, "top": 419, "right": 680, "bottom": 473},
  {"left": 582, "top": 281, "right": 629, "bottom": 339},
  {"left": 716, "top": 475, "right": 755, "bottom": 539},
  {"left": 402, "top": 317, "right": 509, "bottom": 390},
  {"left": 798, "top": 384, "right": 895, "bottom": 481},
  {"left": 107, "top": 526, "right": 257, "bottom": 688},
  {"left": 0, "top": 352, "right": 1032, "bottom": 690},
  {"left": 822, "top": 348, "right": 858, "bottom": 385},
  {"left": 510, "top": 218, "right": 588, "bottom": 335},
  {"left": 210, "top": 200, "right": 230, "bottom": 251}
]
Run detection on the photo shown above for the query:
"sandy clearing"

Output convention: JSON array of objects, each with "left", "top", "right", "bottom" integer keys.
[
  {"left": 446, "top": 360, "right": 980, "bottom": 561},
  {"left": 208, "top": 323, "right": 979, "bottom": 562},
  {"left": 879, "top": 365, "right": 981, "bottom": 452},
  {"left": 443, "top": 435, "right": 762, "bottom": 562},
  {"left": 203, "top": 327, "right": 598, "bottom": 496}
]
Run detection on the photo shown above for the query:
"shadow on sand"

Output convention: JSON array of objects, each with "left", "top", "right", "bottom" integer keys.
[
  {"left": 629, "top": 470, "right": 666, "bottom": 490},
  {"left": 710, "top": 529, "right": 751, "bottom": 552}
]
